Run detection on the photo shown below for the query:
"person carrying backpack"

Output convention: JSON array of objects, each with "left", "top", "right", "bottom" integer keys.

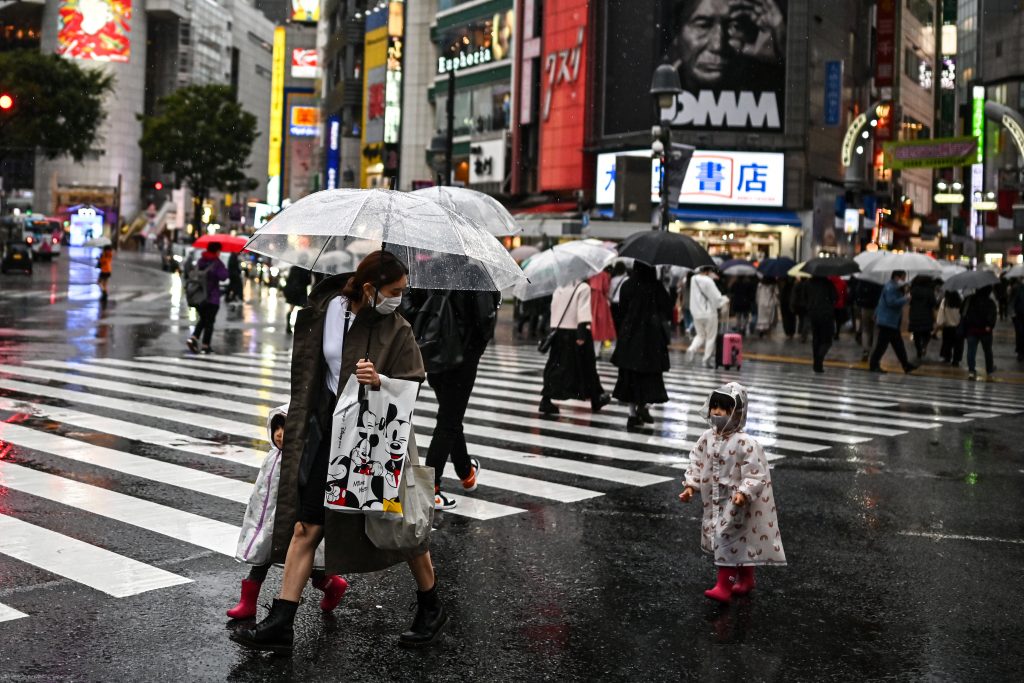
[
  {"left": 185, "top": 241, "right": 229, "bottom": 354},
  {"left": 404, "top": 288, "right": 500, "bottom": 511}
]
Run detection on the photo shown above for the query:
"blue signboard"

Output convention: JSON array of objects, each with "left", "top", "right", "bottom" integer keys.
[
  {"left": 325, "top": 115, "right": 341, "bottom": 189},
  {"left": 824, "top": 60, "right": 843, "bottom": 127}
]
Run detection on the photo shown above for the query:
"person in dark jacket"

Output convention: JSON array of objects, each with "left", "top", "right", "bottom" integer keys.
[
  {"left": 790, "top": 277, "right": 811, "bottom": 342},
  {"left": 962, "top": 285, "right": 998, "bottom": 380},
  {"left": 805, "top": 276, "right": 837, "bottom": 373},
  {"left": 868, "top": 270, "right": 916, "bottom": 374},
  {"left": 907, "top": 275, "right": 937, "bottom": 360},
  {"left": 282, "top": 265, "right": 312, "bottom": 335},
  {"left": 186, "top": 241, "right": 230, "bottom": 354},
  {"left": 729, "top": 275, "right": 757, "bottom": 335},
  {"left": 779, "top": 277, "right": 797, "bottom": 338},
  {"left": 225, "top": 252, "right": 245, "bottom": 307},
  {"left": 852, "top": 277, "right": 883, "bottom": 361},
  {"left": 611, "top": 262, "right": 672, "bottom": 429},
  {"left": 406, "top": 289, "right": 499, "bottom": 511}
]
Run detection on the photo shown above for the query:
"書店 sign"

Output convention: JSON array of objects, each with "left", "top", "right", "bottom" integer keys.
[
  {"left": 595, "top": 149, "right": 784, "bottom": 207},
  {"left": 883, "top": 137, "right": 978, "bottom": 170}
]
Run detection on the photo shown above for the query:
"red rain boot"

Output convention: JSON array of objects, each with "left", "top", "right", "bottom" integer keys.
[
  {"left": 704, "top": 567, "right": 738, "bottom": 603},
  {"left": 732, "top": 566, "right": 756, "bottom": 596},
  {"left": 226, "top": 579, "right": 262, "bottom": 619},
  {"left": 316, "top": 575, "right": 349, "bottom": 613}
]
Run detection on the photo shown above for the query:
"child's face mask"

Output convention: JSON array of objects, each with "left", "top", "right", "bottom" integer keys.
[{"left": 709, "top": 414, "right": 731, "bottom": 431}]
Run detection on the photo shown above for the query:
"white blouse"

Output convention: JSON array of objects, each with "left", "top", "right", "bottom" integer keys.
[{"left": 322, "top": 297, "right": 353, "bottom": 395}]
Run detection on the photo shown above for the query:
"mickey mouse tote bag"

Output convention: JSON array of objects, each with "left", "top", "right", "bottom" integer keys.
[{"left": 324, "top": 374, "right": 418, "bottom": 518}]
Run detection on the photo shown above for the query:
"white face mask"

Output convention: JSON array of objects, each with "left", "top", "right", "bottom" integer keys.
[{"left": 374, "top": 293, "right": 402, "bottom": 315}]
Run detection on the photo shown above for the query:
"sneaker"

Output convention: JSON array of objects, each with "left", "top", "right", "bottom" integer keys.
[
  {"left": 200, "top": 346, "right": 215, "bottom": 355},
  {"left": 460, "top": 458, "right": 480, "bottom": 492},
  {"left": 869, "top": 366, "right": 887, "bottom": 374},
  {"left": 186, "top": 337, "right": 199, "bottom": 353},
  {"left": 434, "top": 491, "right": 457, "bottom": 511},
  {"left": 591, "top": 392, "right": 611, "bottom": 412},
  {"left": 967, "top": 371, "right": 977, "bottom": 381},
  {"left": 638, "top": 405, "right": 654, "bottom": 424},
  {"left": 626, "top": 415, "right": 644, "bottom": 431},
  {"left": 538, "top": 398, "right": 560, "bottom": 415}
]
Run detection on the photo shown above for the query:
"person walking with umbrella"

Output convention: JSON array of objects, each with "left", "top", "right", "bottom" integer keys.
[
  {"left": 868, "top": 270, "right": 917, "bottom": 374},
  {"left": 185, "top": 241, "right": 229, "bottom": 354},
  {"left": 589, "top": 265, "right": 617, "bottom": 360},
  {"left": 540, "top": 278, "right": 611, "bottom": 415},
  {"left": 611, "top": 262, "right": 672, "bottom": 429},
  {"left": 907, "top": 275, "right": 937, "bottom": 360},
  {"left": 962, "top": 284, "right": 998, "bottom": 381},
  {"left": 282, "top": 265, "right": 312, "bottom": 335},
  {"left": 805, "top": 275, "right": 837, "bottom": 373},
  {"left": 755, "top": 277, "right": 779, "bottom": 337}
]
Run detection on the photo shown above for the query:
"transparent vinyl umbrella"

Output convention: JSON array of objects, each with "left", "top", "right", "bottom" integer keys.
[
  {"left": 513, "top": 241, "right": 616, "bottom": 301},
  {"left": 243, "top": 189, "right": 526, "bottom": 291},
  {"left": 857, "top": 252, "right": 942, "bottom": 284},
  {"left": 411, "top": 186, "right": 519, "bottom": 236}
]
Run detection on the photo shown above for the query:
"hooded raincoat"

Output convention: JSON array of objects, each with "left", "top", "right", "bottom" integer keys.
[
  {"left": 683, "top": 382, "right": 786, "bottom": 567},
  {"left": 235, "top": 404, "right": 325, "bottom": 568}
]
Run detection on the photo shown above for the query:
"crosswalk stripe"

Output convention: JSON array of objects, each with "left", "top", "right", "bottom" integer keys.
[
  {"left": 0, "top": 461, "right": 240, "bottom": 555},
  {"left": 434, "top": 496, "right": 525, "bottom": 521},
  {"left": 0, "top": 422, "right": 252, "bottom": 503},
  {"left": 0, "top": 396, "right": 266, "bottom": 468},
  {"left": 0, "top": 603, "right": 29, "bottom": 623},
  {"left": 0, "top": 375, "right": 265, "bottom": 441},
  {"left": 0, "top": 514, "right": 192, "bottom": 597},
  {"left": 137, "top": 356, "right": 291, "bottom": 383},
  {"left": 132, "top": 292, "right": 169, "bottom": 304},
  {"left": 439, "top": 462, "right": 600, "bottom": 503}
]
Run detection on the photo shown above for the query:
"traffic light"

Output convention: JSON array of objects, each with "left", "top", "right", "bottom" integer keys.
[
  {"left": 0, "top": 93, "right": 13, "bottom": 111},
  {"left": 154, "top": 181, "right": 164, "bottom": 190}
]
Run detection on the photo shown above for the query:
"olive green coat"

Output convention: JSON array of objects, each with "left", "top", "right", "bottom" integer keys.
[{"left": 271, "top": 273, "right": 427, "bottom": 574}]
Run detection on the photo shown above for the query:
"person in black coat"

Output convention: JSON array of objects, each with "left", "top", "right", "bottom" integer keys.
[
  {"left": 282, "top": 266, "right": 312, "bottom": 335},
  {"left": 962, "top": 285, "right": 998, "bottom": 380},
  {"left": 907, "top": 275, "right": 937, "bottom": 360},
  {"left": 778, "top": 276, "right": 797, "bottom": 338},
  {"left": 611, "top": 262, "right": 672, "bottom": 429},
  {"left": 729, "top": 276, "right": 757, "bottom": 335},
  {"left": 226, "top": 252, "right": 245, "bottom": 307},
  {"left": 852, "top": 277, "right": 883, "bottom": 361},
  {"left": 805, "top": 276, "right": 837, "bottom": 374}
]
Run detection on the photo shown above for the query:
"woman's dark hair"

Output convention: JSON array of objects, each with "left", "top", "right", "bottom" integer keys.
[
  {"left": 341, "top": 250, "right": 409, "bottom": 300},
  {"left": 612, "top": 262, "right": 627, "bottom": 276},
  {"left": 207, "top": 241, "right": 222, "bottom": 253},
  {"left": 944, "top": 290, "right": 961, "bottom": 307},
  {"left": 270, "top": 413, "right": 286, "bottom": 433}
]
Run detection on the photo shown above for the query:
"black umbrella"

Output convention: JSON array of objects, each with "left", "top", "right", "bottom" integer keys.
[
  {"left": 617, "top": 230, "right": 714, "bottom": 269},
  {"left": 758, "top": 257, "right": 796, "bottom": 278},
  {"left": 800, "top": 256, "right": 859, "bottom": 277}
]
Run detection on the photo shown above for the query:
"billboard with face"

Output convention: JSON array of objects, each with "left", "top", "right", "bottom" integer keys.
[
  {"left": 56, "top": 0, "right": 132, "bottom": 63},
  {"left": 603, "top": 0, "right": 787, "bottom": 135}
]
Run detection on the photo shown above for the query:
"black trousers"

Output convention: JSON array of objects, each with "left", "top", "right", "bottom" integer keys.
[
  {"left": 781, "top": 307, "right": 797, "bottom": 337},
  {"left": 869, "top": 325, "right": 911, "bottom": 370},
  {"left": 425, "top": 352, "right": 482, "bottom": 488},
  {"left": 912, "top": 330, "right": 931, "bottom": 358},
  {"left": 810, "top": 316, "right": 834, "bottom": 371},
  {"left": 1014, "top": 316, "right": 1024, "bottom": 358},
  {"left": 939, "top": 326, "right": 964, "bottom": 364},
  {"left": 192, "top": 302, "right": 219, "bottom": 346}
]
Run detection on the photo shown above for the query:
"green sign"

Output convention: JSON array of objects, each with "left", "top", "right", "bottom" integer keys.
[
  {"left": 883, "top": 137, "right": 979, "bottom": 170},
  {"left": 972, "top": 85, "right": 985, "bottom": 163}
]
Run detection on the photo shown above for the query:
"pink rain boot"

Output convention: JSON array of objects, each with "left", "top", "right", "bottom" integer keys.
[
  {"left": 704, "top": 567, "right": 738, "bottom": 603},
  {"left": 732, "top": 566, "right": 756, "bottom": 596},
  {"left": 226, "top": 579, "right": 262, "bottom": 619},
  {"left": 314, "top": 575, "right": 349, "bottom": 613}
]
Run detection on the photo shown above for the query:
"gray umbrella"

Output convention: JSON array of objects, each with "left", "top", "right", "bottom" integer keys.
[
  {"left": 243, "top": 189, "right": 526, "bottom": 291},
  {"left": 942, "top": 269, "right": 999, "bottom": 294}
]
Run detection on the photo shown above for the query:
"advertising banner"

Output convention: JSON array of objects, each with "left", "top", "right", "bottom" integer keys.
[
  {"left": 596, "top": 149, "right": 784, "bottom": 207},
  {"left": 437, "top": 10, "right": 515, "bottom": 75},
  {"left": 289, "top": 106, "right": 319, "bottom": 137},
  {"left": 325, "top": 115, "right": 341, "bottom": 190},
  {"left": 291, "top": 0, "right": 320, "bottom": 24},
  {"left": 875, "top": 0, "right": 896, "bottom": 88},
  {"left": 603, "top": 0, "right": 787, "bottom": 135},
  {"left": 361, "top": 10, "right": 389, "bottom": 187},
  {"left": 56, "top": 0, "right": 132, "bottom": 63},
  {"left": 291, "top": 48, "right": 318, "bottom": 79},
  {"left": 538, "top": 0, "right": 588, "bottom": 191},
  {"left": 882, "top": 137, "right": 978, "bottom": 170},
  {"left": 823, "top": 60, "right": 843, "bottom": 127}
]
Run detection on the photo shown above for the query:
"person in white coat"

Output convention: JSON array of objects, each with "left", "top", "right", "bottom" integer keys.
[
  {"left": 226, "top": 405, "right": 348, "bottom": 620},
  {"left": 679, "top": 382, "right": 786, "bottom": 602},
  {"left": 539, "top": 280, "right": 611, "bottom": 415},
  {"left": 686, "top": 266, "right": 729, "bottom": 367}
]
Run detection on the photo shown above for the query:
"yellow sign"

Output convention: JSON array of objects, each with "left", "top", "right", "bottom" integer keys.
[
  {"left": 268, "top": 26, "right": 286, "bottom": 179},
  {"left": 290, "top": 0, "right": 319, "bottom": 23},
  {"left": 360, "top": 19, "right": 389, "bottom": 187}
]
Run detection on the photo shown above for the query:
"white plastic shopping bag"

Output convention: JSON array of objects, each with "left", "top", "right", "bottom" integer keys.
[{"left": 323, "top": 374, "right": 419, "bottom": 517}]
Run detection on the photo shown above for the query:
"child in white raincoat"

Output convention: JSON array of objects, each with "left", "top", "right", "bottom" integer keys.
[
  {"left": 227, "top": 406, "right": 349, "bottom": 620},
  {"left": 679, "top": 382, "right": 786, "bottom": 602}
]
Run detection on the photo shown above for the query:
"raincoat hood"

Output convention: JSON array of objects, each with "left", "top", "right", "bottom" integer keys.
[
  {"left": 700, "top": 382, "right": 748, "bottom": 435},
  {"left": 266, "top": 404, "right": 288, "bottom": 447}
]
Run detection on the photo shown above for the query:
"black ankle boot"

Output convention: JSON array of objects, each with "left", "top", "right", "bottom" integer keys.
[
  {"left": 398, "top": 586, "right": 448, "bottom": 648},
  {"left": 229, "top": 598, "right": 298, "bottom": 655}
]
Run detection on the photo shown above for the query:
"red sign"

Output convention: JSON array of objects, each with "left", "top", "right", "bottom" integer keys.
[
  {"left": 875, "top": 0, "right": 895, "bottom": 88},
  {"left": 538, "top": 0, "right": 590, "bottom": 192},
  {"left": 291, "top": 48, "right": 318, "bottom": 78}
]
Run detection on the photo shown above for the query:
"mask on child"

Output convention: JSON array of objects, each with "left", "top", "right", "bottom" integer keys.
[
  {"left": 374, "top": 294, "right": 402, "bottom": 315},
  {"left": 709, "top": 414, "right": 731, "bottom": 431}
]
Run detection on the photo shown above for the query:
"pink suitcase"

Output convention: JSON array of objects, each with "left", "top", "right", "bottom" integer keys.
[{"left": 717, "top": 333, "right": 743, "bottom": 369}]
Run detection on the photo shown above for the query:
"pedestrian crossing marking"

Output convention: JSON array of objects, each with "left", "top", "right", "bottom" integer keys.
[
  {"left": 0, "top": 603, "right": 28, "bottom": 623},
  {"left": 0, "top": 514, "right": 192, "bottom": 598}
]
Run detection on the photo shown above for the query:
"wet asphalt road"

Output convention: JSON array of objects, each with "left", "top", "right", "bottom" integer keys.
[{"left": 0, "top": 249, "right": 1022, "bottom": 682}]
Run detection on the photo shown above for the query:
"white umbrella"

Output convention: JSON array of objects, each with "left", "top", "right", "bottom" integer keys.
[
  {"left": 83, "top": 236, "right": 111, "bottom": 248},
  {"left": 722, "top": 263, "right": 760, "bottom": 277},
  {"left": 854, "top": 250, "right": 889, "bottom": 270},
  {"left": 244, "top": 189, "right": 526, "bottom": 291},
  {"left": 513, "top": 241, "right": 616, "bottom": 300},
  {"left": 857, "top": 252, "right": 942, "bottom": 284},
  {"left": 938, "top": 263, "right": 967, "bottom": 281},
  {"left": 1005, "top": 264, "right": 1024, "bottom": 279},
  {"left": 509, "top": 245, "right": 540, "bottom": 262},
  {"left": 411, "top": 186, "right": 519, "bottom": 236}
]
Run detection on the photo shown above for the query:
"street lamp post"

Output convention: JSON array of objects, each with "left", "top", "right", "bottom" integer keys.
[{"left": 650, "top": 62, "right": 682, "bottom": 231}]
